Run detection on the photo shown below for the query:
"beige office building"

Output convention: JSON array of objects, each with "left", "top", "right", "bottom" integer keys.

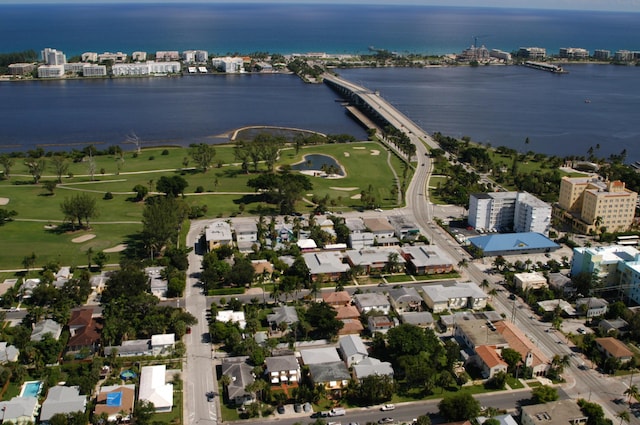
[{"left": 555, "top": 177, "right": 637, "bottom": 234}]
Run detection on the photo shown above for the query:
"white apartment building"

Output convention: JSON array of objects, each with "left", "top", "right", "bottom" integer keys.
[
  {"left": 513, "top": 192, "right": 552, "bottom": 235},
  {"left": 64, "top": 63, "right": 85, "bottom": 73},
  {"left": 82, "top": 64, "right": 107, "bottom": 77},
  {"left": 98, "top": 51, "right": 128, "bottom": 63},
  {"left": 469, "top": 191, "right": 551, "bottom": 235},
  {"left": 183, "top": 50, "right": 208, "bottom": 63},
  {"left": 518, "top": 47, "right": 546, "bottom": 59},
  {"left": 156, "top": 51, "right": 180, "bottom": 61},
  {"left": 41, "top": 48, "right": 66, "bottom": 65},
  {"left": 81, "top": 52, "right": 98, "bottom": 62},
  {"left": 490, "top": 49, "right": 512, "bottom": 61},
  {"left": 559, "top": 47, "right": 589, "bottom": 59},
  {"left": 132, "top": 51, "right": 147, "bottom": 61},
  {"left": 112, "top": 61, "right": 181, "bottom": 76},
  {"left": 37, "top": 65, "right": 64, "bottom": 78},
  {"left": 212, "top": 56, "right": 244, "bottom": 73}
]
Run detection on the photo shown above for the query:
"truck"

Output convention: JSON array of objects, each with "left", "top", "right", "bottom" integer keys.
[{"left": 329, "top": 408, "right": 346, "bottom": 417}]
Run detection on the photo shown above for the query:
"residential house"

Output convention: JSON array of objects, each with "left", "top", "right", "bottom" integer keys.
[
  {"left": 20, "top": 278, "right": 40, "bottom": 298},
  {"left": 234, "top": 222, "right": 258, "bottom": 252},
  {"left": 265, "top": 355, "right": 300, "bottom": 385},
  {"left": 104, "top": 339, "right": 151, "bottom": 357},
  {"left": 300, "top": 347, "right": 341, "bottom": 365},
  {"left": 216, "top": 310, "right": 246, "bottom": 329},
  {"left": 363, "top": 217, "right": 395, "bottom": 240},
  {"left": 30, "top": 319, "right": 62, "bottom": 342},
  {"left": 0, "top": 342, "right": 19, "bottom": 363},
  {"left": 40, "top": 385, "right": 87, "bottom": 423},
  {"left": 548, "top": 273, "right": 576, "bottom": 296},
  {"left": 94, "top": 384, "right": 135, "bottom": 422},
  {"left": 401, "top": 245, "right": 455, "bottom": 275},
  {"left": 353, "top": 292, "right": 391, "bottom": 314},
  {"left": 252, "top": 259, "right": 274, "bottom": 279},
  {"left": 387, "top": 215, "right": 420, "bottom": 241},
  {"left": 595, "top": 337, "right": 633, "bottom": 363},
  {"left": 67, "top": 308, "right": 101, "bottom": 354},
  {"left": 400, "top": 312, "right": 434, "bottom": 328},
  {"left": 267, "top": 306, "right": 299, "bottom": 330},
  {"left": 575, "top": 297, "right": 608, "bottom": 318},
  {"left": 307, "top": 362, "right": 350, "bottom": 393},
  {"left": 0, "top": 397, "right": 39, "bottom": 424},
  {"left": 334, "top": 304, "right": 360, "bottom": 320},
  {"left": 478, "top": 414, "right": 518, "bottom": 425},
  {"left": 338, "top": 318, "right": 364, "bottom": 335},
  {"left": 598, "top": 318, "right": 628, "bottom": 335},
  {"left": 368, "top": 315, "right": 395, "bottom": 334},
  {"left": 421, "top": 282, "right": 488, "bottom": 313},
  {"left": 473, "top": 345, "right": 508, "bottom": 379},
  {"left": 151, "top": 334, "right": 175, "bottom": 356},
  {"left": 514, "top": 272, "right": 548, "bottom": 291},
  {"left": 536, "top": 300, "right": 576, "bottom": 317},
  {"left": 494, "top": 320, "right": 550, "bottom": 376},
  {"left": 205, "top": 221, "right": 233, "bottom": 251},
  {"left": 352, "top": 357, "right": 394, "bottom": 382},
  {"left": 145, "top": 266, "right": 168, "bottom": 299},
  {"left": 297, "top": 238, "right": 318, "bottom": 252},
  {"left": 221, "top": 357, "right": 256, "bottom": 405},
  {"left": 389, "top": 287, "right": 422, "bottom": 313},
  {"left": 138, "top": 365, "right": 173, "bottom": 412},
  {"left": 322, "top": 290, "right": 351, "bottom": 306},
  {"left": 338, "top": 334, "right": 368, "bottom": 367},
  {"left": 344, "top": 247, "right": 405, "bottom": 275},
  {"left": 349, "top": 232, "right": 375, "bottom": 250},
  {"left": 303, "top": 251, "right": 350, "bottom": 282},
  {"left": 520, "top": 400, "right": 587, "bottom": 425},
  {"left": 345, "top": 217, "right": 367, "bottom": 234}
]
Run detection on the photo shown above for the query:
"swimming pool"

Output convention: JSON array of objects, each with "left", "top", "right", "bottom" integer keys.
[{"left": 19, "top": 381, "right": 42, "bottom": 398}]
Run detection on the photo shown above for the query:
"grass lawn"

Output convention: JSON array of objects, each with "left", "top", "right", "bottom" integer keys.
[
  {"left": 507, "top": 376, "right": 525, "bottom": 389},
  {"left": 384, "top": 274, "right": 415, "bottom": 283},
  {"left": 151, "top": 390, "right": 183, "bottom": 424},
  {"left": 0, "top": 140, "right": 403, "bottom": 270}
]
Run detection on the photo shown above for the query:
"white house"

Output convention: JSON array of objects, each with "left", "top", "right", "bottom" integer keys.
[
  {"left": 151, "top": 334, "right": 175, "bottom": 356},
  {"left": 138, "top": 365, "right": 173, "bottom": 412},
  {"left": 216, "top": 310, "right": 246, "bottom": 329},
  {"left": 338, "top": 334, "right": 368, "bottom": 367},
  {"left": 353, "top": 293, "right": 391, "bottom": 314}
]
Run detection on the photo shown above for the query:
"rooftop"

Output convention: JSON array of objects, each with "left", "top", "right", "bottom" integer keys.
[{"left": 469, "top": 232, "right": 559, "bottom": 254}]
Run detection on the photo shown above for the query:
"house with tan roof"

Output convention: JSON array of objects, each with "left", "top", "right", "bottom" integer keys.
[
  {"left": 322, "top": 290, "right": 351, "bottom": 306},
  {"left": 94, "top": 384, "right": 135, "bottom": 422},
  {"left": 595, "top": 337, "right": 633, "bottom": 363},
  {"left": 473, "top": 345, "right": 508, "bottom": 378},
  {"left": 334, "top": 305, "right": 360, "bottom": 320},
  {"left": 66, "top": 308, "right": 101, "bottom": 354},
  {"left": 338, "top": 318, "right": 364, "bottom": 335},
  {"left": 494, "top": 320, "right": 550, "bottom": 376}
]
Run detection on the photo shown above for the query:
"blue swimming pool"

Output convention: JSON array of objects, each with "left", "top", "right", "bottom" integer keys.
[{"left": 20, "top": 381, "right": 42, "bottom": 398}]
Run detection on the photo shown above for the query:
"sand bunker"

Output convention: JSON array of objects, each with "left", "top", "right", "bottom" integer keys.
[
  {"left": 0, "top": 197, "right": 9, "bottom": 206},
  {"left": 370, "top": 150, "right": 381, "bottom": 156},
  {"left": 72, "top": 234, "right": 96, "bottom": 243},
  {"left": 104, "top": 244, "right": 127, "bottom": 253},
  {"left": 344, "top": 152, "right": 350, "bottom": 157},
  {"left": 352, "top": 146, "right": 366, "bottom": 150},
  {"left": 350, "top": 194, "right": 362, "bottom": 200},
  {"left": 330, "top": 186, "right": 358, "bottom": 191}
]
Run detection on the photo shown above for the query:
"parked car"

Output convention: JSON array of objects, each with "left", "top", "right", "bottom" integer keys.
[
  {"left": 330, "top": 408, "right": 346, "bottom": 417},
  {"left": 277, "top": 405, "right": 285, "bottom": 414},
  {"left": 380, "top": 404, "right": 396, "bottom": 411},
  {"left": 577, "top": 328, "right": 586, "bottom": 334},
  {"left": 378, "top": 418, "right": 394, "bottom": 424}
]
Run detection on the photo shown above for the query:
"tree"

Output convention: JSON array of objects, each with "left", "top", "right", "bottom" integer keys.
[
  {"left": 189, "top": 143, "right": 216, "bottom": 172},
  {"left": 227, "top": 255, "right": 255, "bottom": 287},
  {"left": 501, "top": 347, "right": 522, "bottom": 373},
  {"left": 50, "top": 156, "right": 69, "bottom": 183},
  {"left": 387, "top": 324, "right": 430, "bottom": 357},
  {"left": 357, "top": 374, "right": 395, "bottom": 404},
  {"left": 132, "top": 184, "right": 149, "bottom": 202},
  {"left": 22, "top": 252, "right": 36, "bottom": 274},
  {"left": 0, "top": 208, "right": 17, "bottom": 225},
  {"left": 141, "top": 195, "right": 187, "bottom": 259},
  {"left": 0, "top": 155, "right": 14, "bottom": 178},
  {"left": 25, "top": 158, "right": 45, "bottom": 183},
  {"left": 438, "top": 393, "right": 481, "bottom": 421},
  {"left": 531, "top": 385, "right": 558, "bottom": 404},
  {"left": 132, "top": 400, "right": 155, "bottom": 425},
  {"left": 60, "top": 193, "right": 98, "bottom": 229},
  {"left": 156, "top": 175, "right": 188, "bottom": 197},
  {"left": 42, "top": 180, "right": 57, "bottom": 195},
  {"left": 303, "top": 301, "right": 343, "bottom": 340},
  {"left": 624, "top": 384, "right": 639, "bottom": 404},
  {"left": 247, "top": 172, "right": 313, "bottom": 215},
  {"left": 416, "top": 415, "right": 432, "bottom": 425},
  {"left": 616, "top": 410, "right": 630, "bottom": 425}
]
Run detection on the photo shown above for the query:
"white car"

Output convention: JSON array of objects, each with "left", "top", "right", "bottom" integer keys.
[{"left": 380, "top": 404, "right": 396, "bottom": 411}]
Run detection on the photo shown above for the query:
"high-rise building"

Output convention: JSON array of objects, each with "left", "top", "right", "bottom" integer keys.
[
  {"left": 468, "top": 192, "right": 551, "bottom": 235},
  {"left": 41, "top": 48, "right": 66, "bottom": 65}
]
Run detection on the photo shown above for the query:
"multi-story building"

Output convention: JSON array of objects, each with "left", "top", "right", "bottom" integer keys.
[
  {"left": 41, "top": 48, "right": 66, "bottom": 65},
  {"left": 182, "top": 50, "right": 208, "bottom": 63},
  {"left": 615, "top": 50, "right": 634, "bottom": 61},
  {"left": 155, "top": 51, "right": 180, "bottom": 61},
  {"left": 555, "top": 177, "right": 638, "bottom": 234},
  {"left": 212, "top": 56, "right": 244, "bottom": 73},
  {"left": 132, "top": 51, "right": 147, "bottom": 62},
  {"left": 559, "top": 47, "right": 589, "bottom": 59},
  {"left": 37, "top": 65, "right": 64, "bottom": 78},
  {"left": 98, "top": 52, "right": 127, "bottom": 63},
  {"left": 489, "top": 49, "right": 512, "bottom": 62},
  {"left": 8, "top": 63, "right": 35, "bottom": 76},
  {"left": 82, "top": 64, "right": 107, "bottom": 77},
  {"left": 111, "top": 62, "right": 181, "bottom": 76},
  {"left": 520, "top": 400, "right": 587, "bottom": 425},
  {"left": 468, "top": 191, "right": 551, "bottom": 235},
  {"left": 81, "top": 52, "right": 98, "bottom": 62},
  {"left": 593, "top": 49, "right": 611, "bottom": 60},
  {"left": 518, "top": 47, "right": 546, "bottom": 59}
]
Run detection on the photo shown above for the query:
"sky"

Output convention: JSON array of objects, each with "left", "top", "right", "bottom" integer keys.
[{"left": 0, "top": 0, "right": 638, "bottom": 12}]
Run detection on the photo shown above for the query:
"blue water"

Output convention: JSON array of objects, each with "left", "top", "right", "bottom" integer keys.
[
  {"left": 291, "top": 154, "right": 345, "bottom": 176},
  {"left": 21, "top": 381, "right": 42, "bottom": 398},
  {"left": 1, "top": 4, "right": 639, "bottom": 56}
]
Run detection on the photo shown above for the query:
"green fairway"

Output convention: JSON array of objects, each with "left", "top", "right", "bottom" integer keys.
[{"left": 0, "top": 139, "right": 401, "bottom": 270}]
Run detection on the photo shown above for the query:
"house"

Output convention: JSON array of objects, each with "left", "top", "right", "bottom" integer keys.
[
  {"left": 322, "top": 290, "right": 351, "bottom": 306},
  {"left": 548, "top": 273, "right": 576, "bottom": 296},
  {"left": 363, "top": 217, "right": 395, "bottom": 239},
  {"left": 145, "top": 266, "right": 168, "bottom": 299},
  {"left": 513, "top": 272, "right": 548, "bottom": 291},
  {"left": 265, "top": 355, "right": 300, "bottom": 385},
  {"left": 94, "top": 384, "right": 136, "bottom": 422},
  {"left": 138, "top": 365, "right": 173, "bottom": 412},
  {"left": 349, "top": 232, "right": 375, "bottom": 250},
  {"left": 595, "top": 337, "right": 633, "bottom": 363},
  {"left": 66, "top": 308, "right": 101, "bottom": 354},
  {"left": 0, "top": 342, "right": 19, "bottom": 364},
  {"left": 353, "top": 292, "right": 391, "bottom": 314},
  {"left": 368, "top": 315, "right": 395, "bottom": 334},
  {"left": 344, "top": 247, "right": 405, "bottom": 275},
  {"left": 387, "top": 215, "right": 420, "bottom": 241},
  {"left": 300, "top": 347, "right": 342, "bottom": 365},
  {"left": 338, "top": 334, "right": 368, "bottom": 367},
  {"left": 338, "top": 318, "right": 365, "bottom": 335},
  {"left": 400, "top": 312, "right": 435, "bottom": 328},
  {"left": 575, "top": 297, "right": 608, "bottom": 318},
  {"left": 478, "top": 414, "right": 518, "bottom": 425},
  {"left": 537, "top": 300, "right": 576, "bottom": 316},
  {"left": 267, "top": 306, "right": 299, "bottom": 329},
  {"left": 345, "top": 218, "right": 367, "bottom": 234},
  {"left": 520, "top": 400, "right": 587, "bottom": 425},
  {"left": 598, "top": 318, "right": 629, "bottom": 335},
  {"left": 0, "top": 397, "right": 39, "bottom": 424},
  {"left": 400, "top": 245, "right": 455, "bottom": 275},
  {"left": 40, "top": 385, "right": 87, "bottom": 423},
  {"left": 30, "top": 319, "right": 62, "bottom": 342},
  {"left": 297, "top": 238, "right": 318, "bottom": 251},
  {"left": 234, "top": 222, "right": 258, "bottom": 244},
  {"left": 216, "top": 310, "right": 246, "bottom": 329},
  {"left": 221, "top": 357, "right": 256, "bottom": 405},
  {"left": 308, "top": 362, "right": 350, "bottom": 392},
  {"left": 303, "top": 251, "right": 350, "bottom": 282},
  {"left": 151, "top": 334, "right": 175, "bottom": 356},
  {"left": 104, "top": 339, "right": 152, "bottom": 357},
  {"left": 205, "top": 221, "right": 233, "bottom": 251},
  {"left": 421, "top": 282, "right": 488, "bottom": 313},
  {"left": 473, "top": 345, "right": 508, "bottom": 379},
  {"left": 20, "top": 278, "right": 40, "bottom": 298},
  {"left": 494, "top": 320, "right": 550, "bottom": 376},
  {"left": 389, "top": 287, "right": 422, "bottom": 313},
  {"left": 252, "top": 259, "right": 274, "bottom": 278},
  {"left": 352, "top": 357, "right": 394, "bottom": 382},
  {"left": 334, "top": 304, "right": 360, "bottom": 320}
]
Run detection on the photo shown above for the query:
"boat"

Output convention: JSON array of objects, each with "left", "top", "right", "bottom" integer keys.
[
  {"left": 523, "top": 61, "right": 568, "bottom": 74},
  {"left": 584, "top": 99, "right": 591, "bottom": 103}
]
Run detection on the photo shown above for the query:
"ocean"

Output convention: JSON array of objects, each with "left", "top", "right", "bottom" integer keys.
[{"left": 0, "top": 3, "right": 639, "bottom": 160}]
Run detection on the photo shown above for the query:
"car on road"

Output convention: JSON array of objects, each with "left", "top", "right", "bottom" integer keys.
[
  {"left": 509, "top": 294, "right": 517, "bottom": 300},
  {"left": 311, "top": 412, "right": 329, "bottom": 418},
  {"left": 374, "top": 208, "right": 383, "bottom": 212},
  {"left": 378, "top": 418, "right": 394, "bottom": 424},
  {"left": 277, "top": 405, "right": 285, "bottom": 414},
  {"left": 206, "top": 391, "right": 214, "bottom": 402},
  {"left": 380, "top": 404, "right": 396, "bottom": 411},
  {"left": 577, "top": 328, "right": 586, "bottom": 334}
]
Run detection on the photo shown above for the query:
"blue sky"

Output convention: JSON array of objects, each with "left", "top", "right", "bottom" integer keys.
[{"left": 0, "top": 0, "right": 638, "bottom": 12}]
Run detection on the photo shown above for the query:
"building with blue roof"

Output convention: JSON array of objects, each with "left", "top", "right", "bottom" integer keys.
[{"left": 468, "top": 232, "right": 560, "bottom": 256}]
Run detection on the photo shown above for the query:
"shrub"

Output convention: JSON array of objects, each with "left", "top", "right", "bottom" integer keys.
[
  {"left": 148, "top": 155, "right": 155, "bottom": 161},
  {"left": 103, "top": 192, "right": 114, "bottom": 200},
  {"left": 195, "top": 186, "right": 204, "bottom": 193},
  {"left": 161, "top": 149, "right": 170, "bottom": 155}
]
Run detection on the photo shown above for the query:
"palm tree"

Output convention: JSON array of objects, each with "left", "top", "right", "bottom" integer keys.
[
  {"left": 624, "top": 384, "right": 639, "bottom": 404},
  {"left": 480, "top": 279, "right": 490, "bottom": 290},
  {"left": 457, "top": 258, "right": 468, "bottom": 270},
  {"left": 616, "top": 410, "right": 630, "bottom": 425}
]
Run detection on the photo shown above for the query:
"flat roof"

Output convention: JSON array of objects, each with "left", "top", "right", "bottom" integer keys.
[{"left": 469, "top": 232, "right": 560, "bottom": 254}]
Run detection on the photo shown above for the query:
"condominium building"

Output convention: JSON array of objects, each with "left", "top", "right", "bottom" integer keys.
[
  {"left": 593, "top": 50, "right": 611, "bottom": 60},
  {"left": 98, "top": 52, "right": 128, "bottom": 63},
  {"left": 8, "top": 63, "right": 35, "bottom": 76},
  {"left": 81, "top": 52, "right": 98, "bottom": 62},
  {"left": 132, "top": 51, "right": 147, "bottom": 62},
  {"left": 212, "top": 56, "right": 244, "bottom": 73},
  {"left": 555, "top": 177, "right": 637, "bottom": 234},
  {"left": 468, "top": 191, "right": 551, "bottom": 235},
  {"left": 559, "top": 47, "right": 589, "bottom": 59},
  {"left": 82, "top": 64, "right": 107, "bottom": 77},
  {"left": 41, "top": 48, "right": 66, "bottom": 65},
  {"left": 37, "top": 65, "right": 64, "bottom": 78},
  {"left": 111, "top": 61, "right": 181, "bottom": 76},
  {"left": 571, "top": 245, "right": 640, "bottom": 286},
  {"left": 489, "top": 49, "right": 512, "bottom": 62},
  {"left": 156, "top": 51, "right": 180, "bottom": 61},
  {"left": 518, "top": 47, "right": 546, "bottom": 59},
  {"left": 182, "top": 50, "right": 208, "bottom": 63}
]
